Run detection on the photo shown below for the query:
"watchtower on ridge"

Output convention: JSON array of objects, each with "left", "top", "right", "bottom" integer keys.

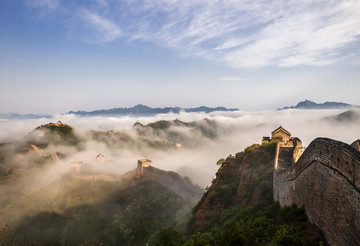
[
  {"left": 271, "top": 126, "right": 291, "bottom": 142},
  {"left": 262, "top": 126, "right": 303, "bottom": 170},
  {"left": 137, "top": 159, "right": 152, "bottom": 176}
]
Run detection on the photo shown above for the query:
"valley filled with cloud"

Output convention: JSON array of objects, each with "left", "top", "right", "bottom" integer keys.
[{"left": 1, "top": 108, "right": 359, "bottom": 187}]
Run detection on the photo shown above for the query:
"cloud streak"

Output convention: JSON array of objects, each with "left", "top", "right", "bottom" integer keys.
[
  {"left": 220, "top": 77, "right": 247, "bottom": 81},
  {"left": 25, "top": 0, "right": 360, "bottom": 68},
  {"left": 80, "top": 10, "right": 122, "bottom": 43}
]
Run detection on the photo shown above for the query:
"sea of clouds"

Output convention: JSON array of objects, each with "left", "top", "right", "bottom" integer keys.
[{"left": 1, "top": 109, "right": 359, "bottom": 187}]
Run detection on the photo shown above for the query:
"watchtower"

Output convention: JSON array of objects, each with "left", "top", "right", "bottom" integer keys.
[
  {"left": 137, "top": 159, "right": 152, "bottom": 176},
  {"left": 262, "top": 126, "right": 303, "bottom": 170},
  {"left": 271, "top": 126, "right": 291, "bottom": 143}
]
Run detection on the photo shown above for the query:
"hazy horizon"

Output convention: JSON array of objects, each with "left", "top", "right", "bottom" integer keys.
[{"left": 1, "top": 99, "right": 359, "bottom": 115}]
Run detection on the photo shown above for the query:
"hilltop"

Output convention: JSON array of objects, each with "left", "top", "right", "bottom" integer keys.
[
  {"left": 132, "top": 118, "right": 220, "bottom": 148},
  {"left": 323, "top": 109, "right": 360, "bottom": 124}
]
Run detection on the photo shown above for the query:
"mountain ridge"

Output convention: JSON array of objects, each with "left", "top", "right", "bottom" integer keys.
[
  {"left": 0, "top": 113, "right": 51, "bottom": 120},
  {"left": 68, "top": 104, "right": 239, "bottom": 116},
  {"left": 278, "top": 100, "right": 359, "bottom": 110},
  {"left": 0, "top": 105, "right": 238, "bottom": 119}
]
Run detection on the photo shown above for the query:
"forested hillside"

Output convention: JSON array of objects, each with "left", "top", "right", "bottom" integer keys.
[{"left": 154, "top": 143, "right": 328, "bottom": 245}]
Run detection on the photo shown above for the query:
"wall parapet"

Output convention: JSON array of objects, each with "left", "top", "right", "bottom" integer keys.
[
  {"left": 274, "top": 137, "right": 360, "bottom": 246},
  {"left": 275, "top": 138, "right": 360, "bottom": 190}
]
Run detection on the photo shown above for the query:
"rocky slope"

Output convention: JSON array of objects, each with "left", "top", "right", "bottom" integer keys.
[{"left": 190, "top": 143, "right": 275, "bottom": 231}]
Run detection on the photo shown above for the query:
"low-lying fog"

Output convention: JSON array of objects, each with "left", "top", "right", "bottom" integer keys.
[{"left": 1, "top": 109, "right": 359, "bottom": 188}]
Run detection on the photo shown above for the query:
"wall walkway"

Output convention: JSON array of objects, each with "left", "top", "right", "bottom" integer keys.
[{"left": 274, "top": 138, "right": 360, "bottom": 246}]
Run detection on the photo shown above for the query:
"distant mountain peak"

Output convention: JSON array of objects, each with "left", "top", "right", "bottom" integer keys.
[
  {"left": 67, "top": 105, "right": 238, "bottom": 117},
  {"left": 133, "top": 104, "right": 150, "bottom": 109},
  {"left": 0, "top": 113, "right": 51, "bottom": 120},
  {"left": 279, "top": 100, "right": 358, "bottom": 110},
  {"left": 295, "top": 100, "right": 317, "bottom": 107}
]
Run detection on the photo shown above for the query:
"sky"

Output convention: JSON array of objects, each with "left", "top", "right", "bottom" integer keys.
[{"left": 0, "top": 0, "right": 360, "bottom": 114}]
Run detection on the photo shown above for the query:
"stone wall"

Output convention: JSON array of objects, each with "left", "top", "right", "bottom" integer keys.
[
  {"left": 274, "top": 138, "right": 360, "bottom": 246},
  {"left": 351, "top": 140, "right": 360, "bottom": 151},
  {"left": 292, "top": 139, "right": 302, "bottom": 163},
  {"left": 274, "top": 139, "right": 302, "bottom": 169}
]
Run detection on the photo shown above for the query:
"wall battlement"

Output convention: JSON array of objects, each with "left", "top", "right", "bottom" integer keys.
[{"left": 274, "top": 137, "right": 360, "bottom": 246}]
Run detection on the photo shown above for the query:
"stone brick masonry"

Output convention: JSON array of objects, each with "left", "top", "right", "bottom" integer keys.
[{"left": 274, "top": 138, "right": 360, "bottom": 246}]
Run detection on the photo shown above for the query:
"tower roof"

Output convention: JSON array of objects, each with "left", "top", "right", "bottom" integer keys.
[{"left": 271, "top": 126, "right": 291, "bottom": 136}]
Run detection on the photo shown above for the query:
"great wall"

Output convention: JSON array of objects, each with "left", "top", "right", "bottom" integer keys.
[
  {"left": 70, "top": 158, "right": 203, "bottom": 205},
  {"left": 266, "top": 127, "right": 360, "bottom": 246}
]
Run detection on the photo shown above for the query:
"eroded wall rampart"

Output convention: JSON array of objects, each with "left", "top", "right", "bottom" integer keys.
[{"left": 274, "top": 138, "right": 360, "bottom": 246}]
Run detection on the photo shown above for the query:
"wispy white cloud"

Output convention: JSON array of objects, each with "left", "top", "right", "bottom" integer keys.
[
  {"left": 27, "top": 0, "right": 360, "bottom": 68},
  {"left": 220, "top": 77, "right": 247, "bottom": 82},
  {"left": 28, "top": 0, "right": 59, "bottom": 9},
  {"left": 80, "top": 10, "right": 122, "bottom": 43}
]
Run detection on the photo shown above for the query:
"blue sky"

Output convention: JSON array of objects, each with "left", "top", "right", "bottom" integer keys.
[{"left": 0, "top": 0, "right": 360, "bottom": 114}]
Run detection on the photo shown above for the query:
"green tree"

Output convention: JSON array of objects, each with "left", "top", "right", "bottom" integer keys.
[{"left": 155, "top": 227, "right": 183, "bottom": 246}]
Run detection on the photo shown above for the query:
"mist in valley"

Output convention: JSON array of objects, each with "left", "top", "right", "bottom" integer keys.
[
  {"left": 1, "top": 109, "right": 359, "bottom": 187},
  {"left": 0, "top": 108, "right": 359, "bottom": 244}
]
